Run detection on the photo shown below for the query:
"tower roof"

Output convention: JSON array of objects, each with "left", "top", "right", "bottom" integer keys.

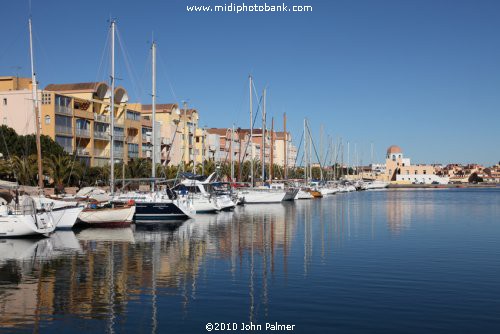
[{"left": 387, "top": 145, "right": 402, "bottom": 154}]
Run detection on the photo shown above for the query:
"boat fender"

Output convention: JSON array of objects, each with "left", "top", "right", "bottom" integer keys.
[{"left": 127, "top": 199, "right": 135, "bottom": 206}]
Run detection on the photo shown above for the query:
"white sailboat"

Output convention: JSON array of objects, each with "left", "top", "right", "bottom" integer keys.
[
  {"left": 0, "top": 186, "right": 55, "bottom": 238},
  {"left": 0, "top": 19, "right": 56, "bottom": 238},
  {"left": 239, "top": 79, "right": 290, "bottom": 204},
  {"left": 76, "top": 20, "right": 135, "bottom": 227},
  {"left": 33, "top": 197, "right": 83, "bottom": 229}
]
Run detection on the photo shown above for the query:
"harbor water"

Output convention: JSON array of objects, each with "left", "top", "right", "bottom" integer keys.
[{"left": 1, "top": 188, "right": 499, "bottom": 333}]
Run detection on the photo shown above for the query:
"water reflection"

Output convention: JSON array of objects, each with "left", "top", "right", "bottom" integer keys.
[{"left": 1, "top": 190, "right": 496, "bottom": 333}]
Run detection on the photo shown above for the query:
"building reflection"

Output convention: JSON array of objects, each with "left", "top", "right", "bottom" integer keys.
[
  {"left": 0, "top": 194, "right": 424, "bottom": 331},
  {"left": 385, "top": 190, "right": 435, "bottom": 234}
]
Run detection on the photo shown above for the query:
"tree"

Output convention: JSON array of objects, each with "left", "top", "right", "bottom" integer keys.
[
  {"left": 0, "top": 125, "right": 65, "bottom": 158},
  {"left": 44, "top": 155, "right": 83, "bottom": 193},
  {"left": 468, "top": 172, "right": 483, "bottom": 184},
  {"left": 10, "top": 155, "right": 38, "bottom": 186}
]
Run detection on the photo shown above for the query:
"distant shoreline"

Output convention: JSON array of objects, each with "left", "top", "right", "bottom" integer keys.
[{"left": 387, "top": 183, "right": 498, "bottom": 189}]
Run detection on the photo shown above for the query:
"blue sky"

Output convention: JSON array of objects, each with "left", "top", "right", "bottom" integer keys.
[{"left": 1, "top": 0, "right": 499, "bottom": 165}]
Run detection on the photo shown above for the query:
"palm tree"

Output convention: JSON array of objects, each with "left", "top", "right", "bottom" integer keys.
[
  {"left": 43, "top": 155, "right": 83, "bottom": 193},
  {"left": 10, "top": 155, "right": 38, "bottom": 186},
  {"left": 126, "top": 158, "right": 150, "bottom": 179},
  {"left": 0, "top": 158, "right": 15, "bottom": 181}
]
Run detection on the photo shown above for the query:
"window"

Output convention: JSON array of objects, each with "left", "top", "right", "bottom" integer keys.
[
  {"left": 55, "top": 136, "right": 72, "bottom": 153},
  {"left": 42, "top": 93, "right": 52, "bottom": 105},
  {"left": 2, "top": 98, "right": 6, "bottom": 106},
  {"left": 406, "top": 170, "right": 409, "bottom": 175},
  {"left": 423, "top": 170, "right": 427, "bottom": 175},
  {"left": 76, "top": 118, "right": 89, "bottom": 130},
  {"left": 45, "top": 115, "right": 51, "bottom": 124},
  {"left": 414, "top": 170, "right": 418, "bottom": 175},
  {"left": 126, "top": 110, "right": 140, "bottom": 121},
  {"left": 55, "top": 115, "right": 72, "bottom": 127}
]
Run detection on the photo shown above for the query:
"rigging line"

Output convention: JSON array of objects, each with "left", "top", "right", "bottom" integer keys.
[
  {"left": 306, "top": 122, "right": 324, "bottom": 171},
  {"left": 115, "top": 27, "right": 143, "bottom": 103},
  {"left": 156, "top": 48, "right": 179, "bottom": 103},
  {"left": 294, "top": 130, "right": 304, "bottom": 168},
  {"left": 322, "top": 137, "right": 332, "bottom": 167},
  {"left": 139, "top": 47, "right": 152, "bottom": 102},
  {"left": 32, "top": 26, "right": 54, "bottom": 88},
  {"left": 65, "top": 130, "right": 85, "bottom": 186},
  {"left": 94, "top": 28, "right": 110, "bottom": 86},
  {"left": 238, "top": 95, "right": 263, "bottom": 166}
]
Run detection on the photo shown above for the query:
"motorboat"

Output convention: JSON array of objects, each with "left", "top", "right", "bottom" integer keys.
[{"left": 114, "top": 190, "right": 195, "bottom": 223}]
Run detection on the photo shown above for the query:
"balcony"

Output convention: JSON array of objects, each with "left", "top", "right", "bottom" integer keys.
[
  {"left": 114, "top": 118, "right": 125, "bottom": 126},
  {"left": 126, "top": 136, "right": 139, "bottom": 144},
  {"left": 94, "top": 149, "right": 110, "bottom": 158},
  {"left": 55, "top": 126, "right": 72, "bottom": 136},
  {"left": 62, "top": 146, "right": 72, "bottom": 154},
  {"left": 114, "top": 149, "right": 124, "bottom": 158},
  {"left": 76, "top": 147, "right": 90, "bottom": 156},
  {"left": 128, "top": 151, "right": 139, "bottom": 159},
  {"left": 75, "top": 128, "right": 91, "bottom": 138},
  {"left": 55, "top": 105, "right": 73, "bottom": 116},
  {"left": 94, "top": 114, "right": 109, "bottom": 123},
  {"left": 94, "top": 131, "right": 110, "bottom": 140},
  {"left": 161, "top": 137, "right": 171, "bottom": 146},
  {"left": 113, "top": 133, "right": 125, "bottom": 141}
]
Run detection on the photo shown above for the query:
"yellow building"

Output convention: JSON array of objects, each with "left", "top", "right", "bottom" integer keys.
[
  {"left": 140, "top": 103, "right": 201, "bottom": 167},
  {"left": 0, "top": 77, "right": 144, "bottom": 167},
  {"left": 41, "top": 82, "right": 142, "bottom": 167}
]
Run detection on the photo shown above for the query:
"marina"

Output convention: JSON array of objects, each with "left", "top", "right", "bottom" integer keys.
[
  {"left": 1, "top": 1, "right": 500, "bottom": 333},
  {"left": 0, "top": 188, "right": 499, "bottom": 333}
]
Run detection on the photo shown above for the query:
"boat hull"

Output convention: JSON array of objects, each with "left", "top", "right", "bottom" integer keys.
[
  {"left": 134, "top": 202, "right": 193, "bottom": 222},
  {"left": 0, "top": 212, "right": 55, "bottom": 238},
  {"left": 295, "top": 190, "right": 313, "bottom": 200},
  {"left": 77, "top": 206, "right": 135, "bottom": 227},
  {"left": 240, "top": 190, "right": 287, "bottom": 204},
  {"left": 308, "top": 190, "right": 323, "bottom": 198},
  {"left": 52, "top": 206, "right": 84, "bottom": 229},
  {"left": 283, "top": 188, "right": 299, "bottom": 201},
  {"left": 217, "top": 195, "right": 236, "bottom": 211}
]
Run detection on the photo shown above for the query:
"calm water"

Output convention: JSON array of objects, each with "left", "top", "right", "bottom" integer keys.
[{"left": 1, "top": 189, "right": 500, "bottom": 333}]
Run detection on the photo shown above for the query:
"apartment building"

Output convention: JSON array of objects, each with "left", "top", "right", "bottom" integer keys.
[
  {"left": 140, "top": 104, "right": 200, "bottom": 166},
  {"left": 0, "top": 76, "right": 144, "bottom": 167}
]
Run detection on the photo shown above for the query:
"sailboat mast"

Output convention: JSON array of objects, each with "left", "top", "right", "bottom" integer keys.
[
  {"left": 303, "top": 119, "right": 307, "bottom": 183},
  {"left": 151, "top": 40, "right": 156, "bottom": 191},
  {"left": 270, "top": 117, "right": 274, "bottom": 181},
  {"left": 249, "top": 75, "right": 254, "bottom": 186},
  {"left": 283, "top": 113, "right": 287, "bottom": 180},
  {"left": 29, "top": 18, "right": 43, "bottom": 189},
  {"left": 110, "top": 20, "right": 116, "bottom": 195},
  {"left": 231, "top": 124, "right": 234, "bottom": 182},
  {"left": 261, "top": 88, "right": 266, "bottom": 183}
]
